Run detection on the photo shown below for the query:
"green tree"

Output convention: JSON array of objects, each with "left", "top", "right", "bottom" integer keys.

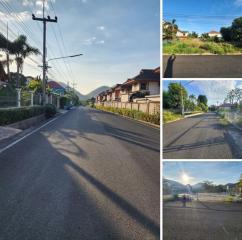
[
  {"left": 168, "top": 82, "right": 188, "bottom": 109},
  {"left": 231, "top": 17, "right": 242, "bottom": 42},
  {"left": 9, "top": 35, "right": 40, "bottom": 87},
  {"left": 188, "top": 31, "right": 198, "bottom": 38},
  {"left": 163, "top": 90, "right": 172, "bottom": 108},
  {"left": 220, "top": 27, "right": 232, "bottom": 41},
  {"left": 27, "top": 78, "right": 42, "bottom": 93},
  {"left": 163, "top": 19, "right": 178, "bottom": 41},
  {"left": 197, "top": 95, "right": 208, "bottom": 106}
]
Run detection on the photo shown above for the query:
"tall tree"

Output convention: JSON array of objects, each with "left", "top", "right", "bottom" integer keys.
[
  {"left": 9, "top": 35, "right": 40, "bottom": 87},
  {"left": 197, "top": 95, "right": 208, "bottom": 106}
]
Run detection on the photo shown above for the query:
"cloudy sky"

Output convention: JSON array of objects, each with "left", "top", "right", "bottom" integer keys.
[
  {"left": 163, "top": 161, "right": 242, "bottom": 185},
  {"left": 0, "top": 0, "right": 160, "bottom": 94},
  {"left": 163, "top": 0, "right": 242, "bottom": 34},
  {"left": 163, "top": 80, "right": 242, "bottom": 105}
]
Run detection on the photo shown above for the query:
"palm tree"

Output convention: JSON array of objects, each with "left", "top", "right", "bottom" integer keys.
[
  {"left": 0, "top": 33, "right": 10, "bottom": 82},
  {"left": 9, "top": 35, "right": 40, "bottom": 87}
]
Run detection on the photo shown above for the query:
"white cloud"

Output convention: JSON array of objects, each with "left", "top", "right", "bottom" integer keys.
[
  {"left": 192, "top": 80, "right": 236, "bottom": 105},
  {"left": 97, "top": 25, "right": 105, "bottom": 31},
  {"left": 235, "top": 0, "right": 242, "bottom": 6},
  {"left": 0, "top": 11, "right": 31, "bottom": 22},
  {"left": 82, "top": 37, "right": 105, "bottom": 45},
  {"left": 22, "top": 0, "right": 34, "bottom": 6}
]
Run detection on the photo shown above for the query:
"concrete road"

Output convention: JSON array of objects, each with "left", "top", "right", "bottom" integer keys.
[
  {"left": 0, "top": 107, "right": 160, "bottom": 240},
  {"left": 163, "top": 55, "right": 242, "bottom": 78},
  {"left": 163, "top": 201, "right": 242, "bottom": 240},
  {"left": 163, "top": 113, "right": 235, "bottom": 159}
]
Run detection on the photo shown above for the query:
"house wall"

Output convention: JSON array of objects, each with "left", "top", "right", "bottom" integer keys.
[
  {"left": 132, "top": 83, "right": 140, "bottom": 92},
  {"left": 121, "top": 94, "right": 130, "bottom": 102},
  {"left": 148, "top": 82, "right": 160, "bottom": 95},
  {"left": 208, "top": 33, "right": 222, "bottom": 38}
]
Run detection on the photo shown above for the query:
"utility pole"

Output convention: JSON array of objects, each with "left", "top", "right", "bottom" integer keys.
[
  {"left": 180, "top": 81, "right": 184, "bottom": 116},
  {"left": 6, "top": 22, "right": 10, "bottom": 82},
  {"left": 32, "top": 0, "right": 57, "bottom": 105}
]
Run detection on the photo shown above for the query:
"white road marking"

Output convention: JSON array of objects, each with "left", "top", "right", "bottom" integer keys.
[{"left": 0, "top": 114, "right": 64, "bottom": 154}]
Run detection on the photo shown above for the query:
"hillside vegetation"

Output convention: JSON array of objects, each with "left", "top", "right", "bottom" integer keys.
[{"left": 163, "top": 39, "right": 242, "bottom": 55}]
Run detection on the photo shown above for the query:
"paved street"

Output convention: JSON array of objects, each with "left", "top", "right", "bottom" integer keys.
[
  {"left": 163, "top": 200, "right": 242, "bottom": 240},
  {"left": 163, "top": 113, "right": 235, "bottom": 159},
  {"left": 163, "top": 55, "right": 242, "bottom": 78},
  {"left": 0, "top": 107, "right": 160, "bottom": 240}
]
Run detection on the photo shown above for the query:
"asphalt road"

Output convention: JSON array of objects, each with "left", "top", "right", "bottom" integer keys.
[
  {"left": 163, "top": 55, "right": 242, "bottom": 78},
  {"left": 163, "top": 201, "right": 242, "bottom": 240},
  {"left": 163, "top": 113, "right": 235, "bottom": 159},
  {"left": 0, "top": 107, "right": 160, "bottom": 240}
]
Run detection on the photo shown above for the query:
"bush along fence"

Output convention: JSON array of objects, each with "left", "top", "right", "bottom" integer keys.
[
  {"left": 96, "top": 100, "right": 160, "bottom": 115},
  {"left": 0, "top": 104, "right": 57, "bottom": 126},
  {"left": 95, "top": 105, "right": 160, "bottom": 125}
]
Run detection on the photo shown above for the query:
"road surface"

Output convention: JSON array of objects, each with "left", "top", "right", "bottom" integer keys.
[
  {"left": 163, "top": 200, "right": 242, "bottom": 240},
  {"left": 163, "top": 113, "right": 235, "bottom": 159},
  {"left": 163, "top": 55, "right": 242, "bottom": 78},
  {"left": 0, "top": 107, "right": 160, "bottom": 240}
]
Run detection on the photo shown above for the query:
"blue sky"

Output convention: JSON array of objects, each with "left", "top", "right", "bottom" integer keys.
[
  {"left": 163, "top": 80, "right": 242, "bottom": 105},
  {"left": 163, "top": 161, "right": 242, "bottom": 185},
  {"left": 163, "top": 0, "right": 242, "bottom": 34},
  {"left": 0, "top": 0, "right": 160, "bottom": 94}
]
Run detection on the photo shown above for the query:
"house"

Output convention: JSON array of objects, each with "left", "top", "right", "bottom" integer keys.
[
  {"left": 176, "top": 29, "right": 189, "bottom": 39},
  {"left": 219, "top": 103, "right": 235, "bottom": 111},
  {"left": 110, "top": 84, "right": 121, "bottom": 101},
  {"left": 120, "top": 67, "right": 160, "bottom": 102},
  {"left": 207, "top": 31, "right": 222, "bottom": 38},
  {"left": 47, "top": 80, "right": 66, "bottom": 95}
]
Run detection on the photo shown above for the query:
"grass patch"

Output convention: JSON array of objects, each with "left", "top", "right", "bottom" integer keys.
[
  {"left": 163, "top": 39, "right": 242, "bottom": 55},
  {"left": 163, "top": 110, "right": 182, "bottom": 123},
  {"left": 95, "top": 105, "right": 160, "bottom": 125}
]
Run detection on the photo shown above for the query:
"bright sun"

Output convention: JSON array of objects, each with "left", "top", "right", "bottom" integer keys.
[{"left": 181, "top": 173, "right": 191, "bottom": 185}]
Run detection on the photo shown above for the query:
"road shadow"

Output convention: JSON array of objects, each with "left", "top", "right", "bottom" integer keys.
[
  {"left": 0, "top": 129, "right": 160, "bottom": 239},
  {"left": 163, "top": 136, "right": 226, "bottom": 153},
  {"left": 163, "top": 55, "right": 176, "bottom": 78},
  {"left": 164, "top": 200, "right": 242, "bottom": 213}
]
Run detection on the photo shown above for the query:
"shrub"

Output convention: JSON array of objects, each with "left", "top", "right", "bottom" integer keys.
[
  {"left": 95, "top": 105, "right": 160, "bottom": 125},
  {"left": 0, "top": 106, "right": 45, "bottom": 125},
  {"left": 45, "top": 104, "right": 57, "bottom": 118}
]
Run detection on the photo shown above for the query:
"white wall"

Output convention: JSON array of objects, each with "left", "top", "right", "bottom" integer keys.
[
  {"left": 148, "top": 82, "right": 160, "bottom": 95},
  {"left": 132, "top": 83, "right": 140, "bottom": 92}
]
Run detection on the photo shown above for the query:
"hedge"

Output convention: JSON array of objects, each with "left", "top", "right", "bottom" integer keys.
[
  {"left": 0, "top": 106, "right": 45, "bottom": 125},
  {"left": 95, "top": 105, "right": 160, "bottom": 125}
]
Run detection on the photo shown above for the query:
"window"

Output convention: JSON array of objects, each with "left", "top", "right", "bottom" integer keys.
[{"left": 140, "top": 83, "right": 147, "bottom": 90}]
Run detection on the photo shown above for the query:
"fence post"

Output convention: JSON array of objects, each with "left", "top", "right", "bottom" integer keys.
[
  {"left": 16, "top": 88, "right": 21, "bottom": 108},
  {"left": 147, "top": 101, "right": 150, "bottom": 114},
  {"left": 30, "top": 91, "right": 34, "bottom": 106},
  {"left": 57, "top": 96, "right": 60, "bottom": 109},
  {"left": 50, "top": 94, "right": 53, "bottom": 104}
]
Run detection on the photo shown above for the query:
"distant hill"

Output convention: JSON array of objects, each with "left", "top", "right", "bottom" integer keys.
[
  {"left": 58, "top": 82, "right": 109, "bottom": 100},
  {"left": 163, "top": 178, "right": 237, "bottom": 194}
]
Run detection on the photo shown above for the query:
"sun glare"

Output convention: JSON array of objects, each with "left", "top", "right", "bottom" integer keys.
[{"left": 181, "top": 173, "right": 191, "bottom": 185}]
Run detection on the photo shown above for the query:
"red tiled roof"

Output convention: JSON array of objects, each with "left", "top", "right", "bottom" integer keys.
[{"left": 47, "top": 81, "right": 65, "bottom": 89}]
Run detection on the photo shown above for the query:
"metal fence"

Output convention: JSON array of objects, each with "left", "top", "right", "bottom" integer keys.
[
  {"left": 96, "top": 101, "right": 160, "bottom": 115},
  {"left": 0, "top": 90, "right": 60, "bottom": 109}
]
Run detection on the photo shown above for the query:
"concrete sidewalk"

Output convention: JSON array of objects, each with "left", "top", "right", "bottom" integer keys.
[{"left": 0, "top": 127, "right": 22, "bottom": 142}]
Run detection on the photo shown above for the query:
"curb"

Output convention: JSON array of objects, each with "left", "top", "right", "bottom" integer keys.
[
  {"left": 164, "top": 112, "right": 204, "bottom": 124},
  {"left": 94, "top": 108, "right": 160, "bottom": 129}
]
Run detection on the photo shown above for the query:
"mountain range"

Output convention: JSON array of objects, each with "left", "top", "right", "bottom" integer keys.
[
  {"left": 58, "top": 82, "right": 110, "bottom": 100},
  {"left": 163, "top": 178, "right": 237, "bottom": 194}
]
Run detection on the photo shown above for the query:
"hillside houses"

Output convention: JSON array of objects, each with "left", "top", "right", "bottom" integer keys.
[{"left": 96, "top": 67, "right": 160, "bottom": 104}]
